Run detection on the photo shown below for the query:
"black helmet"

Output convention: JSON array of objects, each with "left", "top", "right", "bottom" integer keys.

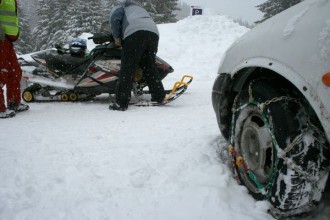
[{"left": 69, "top": 38, "right": 87, "bottom": 57}]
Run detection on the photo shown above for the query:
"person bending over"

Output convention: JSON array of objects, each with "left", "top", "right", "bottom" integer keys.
[{"left": 109, "top": 0, "right": 165, "bottom": 111}]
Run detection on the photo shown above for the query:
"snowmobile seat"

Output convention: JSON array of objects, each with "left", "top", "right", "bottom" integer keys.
[{"left": 45, "top": 50, "right": 90, "bottom": 75}]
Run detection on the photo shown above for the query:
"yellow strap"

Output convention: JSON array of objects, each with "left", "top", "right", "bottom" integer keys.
[
  {"left": 164, "top": 81, "right": 188, "bottom": 101},
  {"left": 180, "top": 75, "right": 193, "bottom": 83},
  {"left": 164, "top": 75, "right": 193, "bottom": 101}
]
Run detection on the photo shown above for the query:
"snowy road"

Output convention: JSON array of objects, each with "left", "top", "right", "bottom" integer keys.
[{"left": 1, "top": 14, "right": 328, "bottom": 220}]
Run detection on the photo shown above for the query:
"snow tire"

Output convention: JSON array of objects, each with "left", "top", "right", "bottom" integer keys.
[{"left": 231, "top": 79, "right": 330, "bottom": 218}]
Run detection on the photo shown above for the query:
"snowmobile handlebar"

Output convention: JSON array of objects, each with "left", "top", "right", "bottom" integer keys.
[{"left": 88, "top": 32, "right": 114, "bottom": 45}]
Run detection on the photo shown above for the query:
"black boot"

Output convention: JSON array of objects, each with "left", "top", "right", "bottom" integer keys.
[
  {"left": 8, "top": 102, "right": 29, "bottom": 112},
  {"left": 109, "top": 102, "right": 128, "bottom": 111},
  {"left": 0, "top": 109, "right": 16, "bottom": 118},
  {"left": 151, "top": 95, "right": 165, "bottom": 104}
]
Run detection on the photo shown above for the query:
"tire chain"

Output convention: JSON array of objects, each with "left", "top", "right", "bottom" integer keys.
[{"left": 230, "top": 80, "right": 329, "bottom": 206}]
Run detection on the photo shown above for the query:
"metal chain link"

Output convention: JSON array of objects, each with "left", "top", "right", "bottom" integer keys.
[
  {"left": 259, "top": 96, "right": 300, "bottom": 111},
  {"left": 233, "top": 81, "right": 301, "bottom": 112},
  {"left": 248, "top": 80, "right": 254, "bottom": 101}
]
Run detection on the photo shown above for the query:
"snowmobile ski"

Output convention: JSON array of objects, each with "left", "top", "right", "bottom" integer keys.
[{"left": 133, "top": 75, "right": 193, "bottom": 107}]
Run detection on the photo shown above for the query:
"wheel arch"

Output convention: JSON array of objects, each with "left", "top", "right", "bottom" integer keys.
[{"left": 214, "top": 57, "right": 329, "bottom": 142}]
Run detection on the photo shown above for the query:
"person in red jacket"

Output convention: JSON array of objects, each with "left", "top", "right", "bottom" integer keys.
[{"left": 0, "top": 0, "right": 29, "bottom": 118}]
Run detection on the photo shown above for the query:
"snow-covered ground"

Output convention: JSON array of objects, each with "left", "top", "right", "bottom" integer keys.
[{"left": 1, "top": 14, "right": 329, "bottom": 220}]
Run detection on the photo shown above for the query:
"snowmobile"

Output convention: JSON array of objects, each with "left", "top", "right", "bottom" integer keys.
[{"left": 19, "top": 32, "right": 193, "bottom": 105}]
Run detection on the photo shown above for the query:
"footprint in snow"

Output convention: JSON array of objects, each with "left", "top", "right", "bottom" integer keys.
[{"left": 129, "top": 166, "right": 156, "bottom": 188}]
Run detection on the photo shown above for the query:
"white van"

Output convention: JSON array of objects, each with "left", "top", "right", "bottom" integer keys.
[{"left": 212, "top": 0, "right": 330, "bottom": 218}]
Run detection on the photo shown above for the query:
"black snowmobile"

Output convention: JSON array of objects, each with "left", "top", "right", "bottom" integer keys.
[{"left": 19, "top": 32, "right": 193, "bottom": 105}]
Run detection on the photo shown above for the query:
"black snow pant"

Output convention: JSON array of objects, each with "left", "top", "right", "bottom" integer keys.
[{"left": 116, "top": 30, "right": 165, "bottom": 107}]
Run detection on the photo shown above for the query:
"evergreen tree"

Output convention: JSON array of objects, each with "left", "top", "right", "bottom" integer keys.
[
  {"left": 32, "top": 0, "right": 106, "bottom": 51},
  {"left": 31, "top": 0, "right": 56, "bottom": 50},
  {"left": 46, "top": 0, "right": 70, "bottom": 49},
  {"left": 257, "top": 0, "right": 303, "bottom": 23},
  {"left": 63, "top": 0, "right": 104, "bottom": 39},
  {"left": 135, "top": 0, "right": 179, "bottom": 23},
  {"left": 175, "top": 1, "right": 190, "bottom": 20},
  {"left": 15, "top": 1, "right": 33, "bottom": 54},
  {"left": 24, "top": 0, "right": 180, "bottom": 52},
  {"left": 101, "top": 0, "right": 116, "bottom": 21}
]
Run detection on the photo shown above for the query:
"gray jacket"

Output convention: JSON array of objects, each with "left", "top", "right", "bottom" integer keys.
[{"left": 109, "top": 0, "right": 159, "bottom": 40}]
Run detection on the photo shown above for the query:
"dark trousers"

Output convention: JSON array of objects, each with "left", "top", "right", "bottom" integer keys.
[{"left": 116, "top": 30, "right": 165, "bottom": 107}]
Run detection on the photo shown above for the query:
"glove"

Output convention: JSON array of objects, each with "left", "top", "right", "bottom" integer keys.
[{"left": 0, "top": 26, "right": 5, "bottom": 41}]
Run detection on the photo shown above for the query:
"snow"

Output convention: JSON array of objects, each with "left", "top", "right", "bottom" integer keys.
[
  {"left": 1, "top": 15, "right": 278, "bottom": 220},
  {"left": 319, "top": 19, "right": 330, "bottom": 62},
  {"left": 283, "top": 8, "right": 309, "bottom": 37}
]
